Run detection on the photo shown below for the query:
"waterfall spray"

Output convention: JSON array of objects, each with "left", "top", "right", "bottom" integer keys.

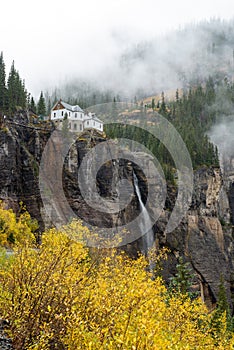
[{"left": 133, "top": 172, "right": 154, "bottom": 255}]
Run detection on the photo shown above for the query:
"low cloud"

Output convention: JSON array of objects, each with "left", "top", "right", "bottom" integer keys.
[{"left": 208, "top": 116, "right": 234, "bottom": 172}]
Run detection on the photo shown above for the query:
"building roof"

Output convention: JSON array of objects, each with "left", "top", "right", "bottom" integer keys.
[
  {"left": 72, "top": 105, "right": 84, "bottom": 112},
  {"left": 52, "top": 100, "right": 84, "bottom": 113},
  {"left": 61, "top": 101, "right": 84, "bottom": 113},
  {"left": 59, "top": 101, "right": 73, "bottom": 111},
  {"left": 84, "top": 115, "right": 103, "bottom": 123}
]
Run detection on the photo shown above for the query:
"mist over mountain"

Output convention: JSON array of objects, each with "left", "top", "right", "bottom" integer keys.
[
  {"left": 45, "top": 18, "right": 234, "bottom": 103},
  {"left": 208, "top": 116, "right": 234, "bottom": 168}
]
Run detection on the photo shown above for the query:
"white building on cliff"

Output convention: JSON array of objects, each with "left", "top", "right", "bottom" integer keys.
[{"left": 51, "top": 100, "right": 103, "bottom": 132}]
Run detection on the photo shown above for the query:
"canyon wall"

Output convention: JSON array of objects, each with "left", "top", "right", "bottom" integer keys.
[{"left": 0, "top": 117, "right": 233, "bottom": 310}]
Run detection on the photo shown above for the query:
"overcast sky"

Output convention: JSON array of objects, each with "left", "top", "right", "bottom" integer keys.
[{"left": 1, "top": 0, "right": 234, "bottom": 96}]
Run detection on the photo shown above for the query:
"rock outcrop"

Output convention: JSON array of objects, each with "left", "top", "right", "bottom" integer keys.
[
  {"left": 132, "top": 165, "right": 233, "bottom": 310},
  {"left": 0, "top": 116, "right": 50, "bottom": 231},
  {"left": 180, "top": 170, "right": 232, "bottom": 308},
  {"left": 0, "top": 117, "right": 233, "bottom": 310}
]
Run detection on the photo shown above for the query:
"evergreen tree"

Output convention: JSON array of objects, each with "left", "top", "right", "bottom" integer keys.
[
  {"left": 7, "top": 61, "right": 17, "bottom": 113},
  {"left": 37, "top": 91, "right": 46, "bottom": 116},
  {"left": 26, "top": 93, "right": 31, "bottom": 109},
  {"left": 169, "top": 257, "right": 198, "bottom": 299},
  {"left": 0, "top": 52, "right": 6, "bottom": 112},
  {"left": 7, "top": 61, "right": 27, "bottom": 113},
  {"left": 160, "top": 91, "right": 166, "bottom": 114},
  {"left": 175, "top": 89, "right": 179, "bottom": 103},
  {"left": 30, "top": 97, "right": 37, "bottom": 113},
  {"left": 18, "top": 78, "right": 27, "bottom": 109},
  {"left": 210, "top": 275, "right": 233, "bottom": 337}
]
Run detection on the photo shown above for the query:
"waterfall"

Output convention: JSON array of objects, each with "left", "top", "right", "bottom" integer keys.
[{"left": 133, "top": 172, "right": 154, "bottom": 254}]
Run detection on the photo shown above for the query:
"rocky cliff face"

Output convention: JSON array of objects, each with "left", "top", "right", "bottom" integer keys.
[
  {"left": 0, "top": 117, "right": 233, "bottom": 310},
  {"left": 0, "top": 116, "right": 50, "bottom": 231},
  {"left": 186, "top": 167, "right": 233, "bottom": 309},
  {"left": 223, "top": 155, "right": 234, "bottom": 225},
  {"left": 128, "top": 164, "right": 234, "bottom": 310}
]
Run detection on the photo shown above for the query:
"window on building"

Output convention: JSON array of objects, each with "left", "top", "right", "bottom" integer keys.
[
  {"left": 75, "top": 113, "right": 77, "bottom": 118},
  {"left": 80, "top": 124, "right": 82, "bottom": 131},
  {"left": 69, "top": 112, "right": 70, "bottom": 116},
  {"left": 62, "top": 111, "right": 64, "bottom": 116},
  {"left": 69, "top": 123, "right": 71, "bottom": 129},
  {"left": 74, "top": 124, "right": 77, "bottom": 130},
  {"left": 54, "top": 112, "right": 56, "bottom": 118},
  {"left": 81, "top": 114, "right": 82, "bottom": 118},
  {"left": 87, "top": 121, "right": 89, "bottom": 125}
]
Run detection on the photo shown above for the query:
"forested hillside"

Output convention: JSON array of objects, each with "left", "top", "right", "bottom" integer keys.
[
  {"left": 104, "top": 77, "right": 229, "bottom": 180},
  {"left": 0, "top": 53, "right": 27, "bottom": 114},
  {"left": 0, "top": 52, "right": 46, "bottom": 117}
]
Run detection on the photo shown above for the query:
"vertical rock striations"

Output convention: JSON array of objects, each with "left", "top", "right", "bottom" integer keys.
[{"left": 0, "top": 119, "right": 233, "bottom": 310}]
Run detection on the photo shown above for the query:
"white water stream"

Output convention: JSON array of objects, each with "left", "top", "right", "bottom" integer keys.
[{"left": 133, "top": 172, "right": 154, "bottom": 254}]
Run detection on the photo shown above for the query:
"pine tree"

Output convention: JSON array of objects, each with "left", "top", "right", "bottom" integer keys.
[
  {"left": 7, "top": 61, "right": 17, "bottom": 114},
  {"left": 37, "top": 91, "right": 46, "bottom": 116},
  {"left": 210, "top": 275, "right": 233, "bottom": 337},
  {"left": 160, "top": 91, "right": 166, "bottom": 114},
  {"left": 169, "top": 257, "right": 197, "bottom": 299},
  {"left": 30, "top": 97, "right": 37, "bottom": 113},
  {"left": 7, "top": 61, "right": 27, "bottom": 114},
  {"left": 18, "top": 78, "right": 27, "bottom": 109},
  {"left": 26, "top": 93, "right": 31, "bottom": 109},
  {"left": 0, "top": 52, "right": 6, "bottom": 112}
]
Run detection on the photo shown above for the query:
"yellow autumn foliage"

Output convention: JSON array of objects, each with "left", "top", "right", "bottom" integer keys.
[
  {"left": 0, "top": 216, "right": 233, "bottom": 349},
  {"left": 0, "top": 202, "right": 37, "bottom": 246}
]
